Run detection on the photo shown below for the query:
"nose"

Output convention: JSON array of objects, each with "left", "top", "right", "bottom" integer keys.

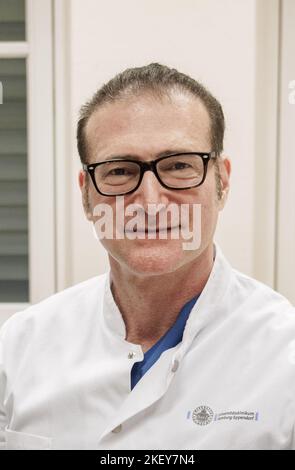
[{"left": 132, "top": 169, "right": 170, "bottom": 212}]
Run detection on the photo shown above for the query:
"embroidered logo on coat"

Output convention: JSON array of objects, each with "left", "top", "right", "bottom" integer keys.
[
  {"left": 192, "top": 406, "right": 214, "bottom": 426},
  {"left": 188, "top": 407, "right": 259, "bottom": 425}
]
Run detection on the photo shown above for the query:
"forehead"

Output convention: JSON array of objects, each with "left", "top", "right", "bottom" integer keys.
[{"left": 85, "top": 91, "right": 211, "bottom": 160}]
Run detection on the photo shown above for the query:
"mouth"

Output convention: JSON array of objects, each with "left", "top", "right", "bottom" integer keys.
[{"left": 125, "top": 225, "right": 181, "bottom": 234}]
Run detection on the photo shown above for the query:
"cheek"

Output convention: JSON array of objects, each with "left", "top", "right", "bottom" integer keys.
[
  {"left": 199, "top": 195, "right": 219, "bottom": 243},
  {"left": 186, "top": 185, "right": 219, "bottom": 245},
  {"left": 87, "top": 189, "right": 118, "bottom": 224}
]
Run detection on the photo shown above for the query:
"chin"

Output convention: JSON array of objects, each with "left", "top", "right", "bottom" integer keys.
[{"left": 114, "top": 242, "right": 187, "bottom": 276}]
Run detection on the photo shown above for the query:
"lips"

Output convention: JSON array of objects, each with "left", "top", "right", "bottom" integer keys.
[{"left": 125, "top": 225, "right": 180, "bottom": 233}]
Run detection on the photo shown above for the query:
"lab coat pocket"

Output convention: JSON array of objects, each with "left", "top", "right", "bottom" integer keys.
[{"left": 5, "top": 428, "right": 52, "bottom": 450}]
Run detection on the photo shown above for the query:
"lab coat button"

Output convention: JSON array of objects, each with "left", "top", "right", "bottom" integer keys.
[
  {"left": 171, "top": 359, "right": 179, "bottom": 373},
  {"left": 112, "top": 424, "right": 122, "bottom": 434}
]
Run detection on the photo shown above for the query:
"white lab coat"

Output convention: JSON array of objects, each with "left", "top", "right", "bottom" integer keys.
[{"left": 1, "top": 244, "right": 295, "bottom": 450}]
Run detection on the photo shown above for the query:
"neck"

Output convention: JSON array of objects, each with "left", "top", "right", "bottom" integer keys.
[{"left": 108, "top": 244, "right": 215, "bottom": 351}]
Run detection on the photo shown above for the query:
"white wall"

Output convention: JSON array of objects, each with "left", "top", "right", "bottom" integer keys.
[
  {"left": 276, "top": 0, "right": 295, "bottom": 304},
  {"left": 62, "top": 0, "right": 284, "bottom": 294}
]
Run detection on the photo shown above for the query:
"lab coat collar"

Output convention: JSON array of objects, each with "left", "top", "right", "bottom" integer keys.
[{"left": 103, "top": 268, "right": 127, "bottom": 340}]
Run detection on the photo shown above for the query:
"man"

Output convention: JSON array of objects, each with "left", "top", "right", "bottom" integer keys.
[{"left": 1, "top": 63, "right": 295, "bottom": 450}]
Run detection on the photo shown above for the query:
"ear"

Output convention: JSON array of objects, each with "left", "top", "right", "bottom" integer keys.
[
  {"left": 78, "top": 169, "right": 85, "bottom": 190},
  {"left": 217, "top": 156, "right": 231, "bottom": 210},
  {"left": 78, "top": 169, "right": 93, "bottom": 221}
]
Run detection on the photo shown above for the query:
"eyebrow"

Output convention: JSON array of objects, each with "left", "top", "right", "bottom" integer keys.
[{"left": 100, "top": 148, "right": 194, "bottom": 162}]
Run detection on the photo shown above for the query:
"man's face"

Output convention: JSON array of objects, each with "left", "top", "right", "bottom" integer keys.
[{"left": 79, "top": 90, "right": 230, "bottom": 276}]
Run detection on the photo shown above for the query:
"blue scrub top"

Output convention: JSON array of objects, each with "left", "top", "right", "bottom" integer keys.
[{"left": 131, "top": 294, "right": 199, "bottom": 390}]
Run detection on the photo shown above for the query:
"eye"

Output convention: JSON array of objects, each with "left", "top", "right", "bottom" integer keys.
[
  {"left": 108, "top": 167, "right": 131, "bottom": 176},
  {"left": 163, "top": 161, "right": 193, "bottom": 172},
  {"left": 171, "top": 162, "right": 191, "bottom": 170}
]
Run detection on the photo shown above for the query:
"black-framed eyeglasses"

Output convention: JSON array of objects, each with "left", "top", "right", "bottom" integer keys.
[{"left": 82, "top": 151, "right": 217, "bottom": 196}]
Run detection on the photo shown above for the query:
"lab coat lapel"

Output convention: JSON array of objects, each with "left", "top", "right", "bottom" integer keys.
[{"left": 98, "top": 346, "right": 176, "bottom": 441}]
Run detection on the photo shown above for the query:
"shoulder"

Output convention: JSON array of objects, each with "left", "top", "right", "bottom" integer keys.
[
  {"left": 214, "top": 244, "right": 294, "bottom": 322},
  {"left": 228, "top": 267, "right": 295, "bottom": 344},
  {"left": 0, "top": 273, "right": 108, "bottom": 345},
  {"left": 231, "top": 267, "right": 294, "bottom": 312}
]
